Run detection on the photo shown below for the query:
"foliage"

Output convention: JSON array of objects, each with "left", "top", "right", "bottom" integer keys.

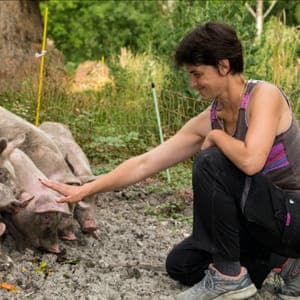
[
  {"left": 145, "top": 198, "right": 192, "bottom": 223},
  {"left": 246, "top": 17, "right": 300, "bottom": 117},
  {"left": 41, "top": 0, "right": 299, "bottom": 66},
  {"left": 35, "top": 260, "right": 53, "bottom": 278},
  {"left": 40, "top": 0, "right": 255, "bottom": 67},
  {"left": 40, "top": 0, "right": 168, "bottom": 63},
  {"left": 85, "top": 131, "right": 150, "bottom": 165},
  {"left": 270, "top": 0, "right": 300, "bottom": 26}
]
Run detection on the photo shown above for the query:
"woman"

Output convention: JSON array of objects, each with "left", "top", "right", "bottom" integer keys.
[{"left": 40, "top": 22, "right": 300, "bottom": 299}]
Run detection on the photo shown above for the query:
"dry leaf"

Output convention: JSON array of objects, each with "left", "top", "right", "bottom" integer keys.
[{"left": 0, "top": 282, "right": 17, "bottom": 292}]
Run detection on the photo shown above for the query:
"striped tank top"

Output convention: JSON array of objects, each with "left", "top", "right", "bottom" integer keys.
[{"left": 210, "top": 79, "right": 300, "bottom": 195}]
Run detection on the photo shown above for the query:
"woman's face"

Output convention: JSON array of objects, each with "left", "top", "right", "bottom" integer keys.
[{"left": 186, "top": 64, "right": 224, "bottom": 100}]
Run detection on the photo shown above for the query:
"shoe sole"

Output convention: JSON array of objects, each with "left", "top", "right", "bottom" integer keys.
[
  {"left": 279, "top": 295, "right": 300, "bottom": 300},
  {"left": 214, "top": 284, "right": 257, "bottom": 299}
]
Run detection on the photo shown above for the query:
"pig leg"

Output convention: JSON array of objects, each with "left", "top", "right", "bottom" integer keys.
[
  {"left": 61, "top": 181, "right": 97, "bottom": 233},
  {"left": 0, "top": 250, "right": 13, "bottom": 271},
  {"left": 0, "top": 218, "right": 12, "bottom": 270},
  {"left": 1, "top": 214, "right": 27, "bottom": 251}
]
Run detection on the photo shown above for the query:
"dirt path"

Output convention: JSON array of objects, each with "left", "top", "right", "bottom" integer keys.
[{"left": 0, "top": 182, "right": 281, "bottom": 299}]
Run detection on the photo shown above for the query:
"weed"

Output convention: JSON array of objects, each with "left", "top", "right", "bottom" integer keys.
[{"left": 145, "top": 198, "right": 192, "bottom": 224}]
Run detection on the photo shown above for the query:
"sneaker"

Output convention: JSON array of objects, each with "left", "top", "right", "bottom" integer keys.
[
  {"left": 174, "top": 264, "right": 257, "bottom": 300},
  {"left": 276, "top": 259, "right": 300, "bottom": 299}
]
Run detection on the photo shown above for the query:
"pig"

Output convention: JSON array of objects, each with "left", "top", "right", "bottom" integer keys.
[
  {"left": 39, "top": 122, "right": 98, "bottom": 232},
  {"left": 0, "top": 183, "right": 21, "bottom": 237},
  {"left": 0, "top": 135, "right": 71, "bottom": 253},
  {"left": 0, "top": 107, "right": 80, "bottom": 185},
  {"left": 0, "top": 107, "right": 95, "bottom": 235},
  {"left": 0, "top": 170, "right": 23, "bottom": 274},
  {"left": 0, "top": 182, "right": 17, "bottom": 269},
  {"left": 0, "top": 182, "right": 22, "bottom": 214},
  {"left": 0, "top": 160, "right": 30, "bottom": 237}
]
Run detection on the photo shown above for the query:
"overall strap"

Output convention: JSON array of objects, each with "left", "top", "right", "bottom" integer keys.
[
  {"left": 210, "top": 100, "right": 222, "bottom": 130},
  {"left": 234, "top": 80, "right": 260, "bottom": 140}
]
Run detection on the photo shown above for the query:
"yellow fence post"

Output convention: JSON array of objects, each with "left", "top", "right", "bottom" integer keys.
[{"left": 35, "top": 7, "right": 48, "bottom": 126}]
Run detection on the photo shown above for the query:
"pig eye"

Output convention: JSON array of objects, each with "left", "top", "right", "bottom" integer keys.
[
  {"left": 41, "top": 213, "right": 56, "bottom": 225},
  {"left": 41, "top": 215, "right": 51, "bottom": 223}
]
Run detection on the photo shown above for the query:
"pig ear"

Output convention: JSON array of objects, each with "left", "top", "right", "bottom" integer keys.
[
  {"left": 78, "top": 175, "right": 98, "bottom": 184},
  {"left": 18, "top": 192, "right": 35, "bottom": 204},
  {"left": 34, "top": 198, "right": 71, "bottom": 215},
  {"left": 9, "top": 134, "right": 26, "bottom": 150},
  {"left": 0, "top": 138, "right": 8, "bottom": 154},
  {"left": 0, "top": 138, "right": 8, "bottom": 166},
  {"left": 3, "top": 134, "right": 26, "bottom": 158},
  {"left": 63, "top": 176, "right": 81, "bottom": 186}
]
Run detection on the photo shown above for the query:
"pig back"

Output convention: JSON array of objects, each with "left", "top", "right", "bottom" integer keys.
[
  {"left": 40, "top": 121, "right": 94, "bottom": 180},
  {"left": 0, "top": 107, "right": 80, "bottom": 185}
]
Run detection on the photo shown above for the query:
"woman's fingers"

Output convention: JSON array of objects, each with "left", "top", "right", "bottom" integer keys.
[
  {"left": 55, "top": 196, "right": 69, "bottom": 203},
  {"left": 56, "top": 195, "right": 77, "bottom": 204},
  {"left": 39, "top": 178, "right": 71, "bottom": 196},
  {"left": 39, "top": 178, "right": 84, "bottom": 204}
]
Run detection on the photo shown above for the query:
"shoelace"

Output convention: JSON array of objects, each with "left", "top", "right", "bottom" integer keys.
[
  {"left": 191, "top": 269, "right": 215, "bottom": 295},
  {"left": 273, "top": 272, "right": 284, "bottom": 293}
]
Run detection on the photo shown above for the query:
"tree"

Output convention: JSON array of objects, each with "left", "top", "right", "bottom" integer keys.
[
  {"left": 246, "top": 0, "right": 277, "bottom": 39},
  {"left": 41, "top": 0, "right": 167, "bottom": 63},
  {"left": 0, "top": 0, "right": 44, "bottom": 92}
]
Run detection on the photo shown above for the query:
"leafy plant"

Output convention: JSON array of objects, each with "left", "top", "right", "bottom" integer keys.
[
  {"left": 246, "top": 17, "right": 299, "bottom": 117},
  {"left": 35, "top": 260, "right": 53, "bottom": 278},
  {"left": 145, "top": 199, "right": 192, "bottom": 224}
]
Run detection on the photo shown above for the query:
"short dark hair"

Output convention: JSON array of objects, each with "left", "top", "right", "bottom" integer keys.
[{"left": 175, "top": 22, "right": 244, "bottom": 74}]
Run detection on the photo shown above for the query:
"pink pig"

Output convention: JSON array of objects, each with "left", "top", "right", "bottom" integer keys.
[
  {"left": 0, "top": 107, "right": 96, "bottom": 235},
  {"left": 0, "top": 182, "right": 21, "bottom": 237},
  {"left": 40, "top": 122, "right": 98, "bottom": 232},
  {"left": 0, "top": 135, "right": 71, "bottom": 253}
]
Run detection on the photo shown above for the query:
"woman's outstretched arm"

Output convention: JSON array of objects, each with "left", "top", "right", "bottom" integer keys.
[{"left": 40, "top": 110, "right": 210, "bottom": 203}]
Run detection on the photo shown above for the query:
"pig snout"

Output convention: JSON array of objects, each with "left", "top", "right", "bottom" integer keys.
[
  {"left": 36, "top": 213, "right": 62, "bottom": 253},
  {"left": 12, "top": 210, "right": 65, "bottom": 253}
]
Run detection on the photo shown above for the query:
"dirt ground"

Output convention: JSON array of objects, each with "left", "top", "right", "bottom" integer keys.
[{"left": 0, "top": 181, "right": 281, "bottom": 299}]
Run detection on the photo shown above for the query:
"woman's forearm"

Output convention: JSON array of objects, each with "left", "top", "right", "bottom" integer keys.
[
  {"left": 208, "top": 130, "right": 266, "bottom": 175},
  {"left": 82, "top": 155, "right": 153, "bottom": 197}
]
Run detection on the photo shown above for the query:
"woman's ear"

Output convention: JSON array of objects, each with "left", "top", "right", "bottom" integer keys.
[{"left": 217, "top": 59, "right": 230, "bottom": 76}]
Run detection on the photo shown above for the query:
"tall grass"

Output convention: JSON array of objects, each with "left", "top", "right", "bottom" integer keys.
[
  {"left": 245, "top": 17, "right": 300, "bottom": 117},
  {"left": 36, "top": 49, "right": 172, "bottom": 165}
]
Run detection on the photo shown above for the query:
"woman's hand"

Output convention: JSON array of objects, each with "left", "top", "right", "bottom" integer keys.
[
  {"left": 201, "top": 131, "right": 216, "bottom": 150},
  {"left": 39, "top": 178, "right": 86, "bottom": 204}
]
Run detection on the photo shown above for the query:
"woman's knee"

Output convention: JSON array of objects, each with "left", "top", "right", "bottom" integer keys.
[
  {"left": 165, "top": 238, "right": 211, "bottom": 286},
  {"left": 166, "top": 249, "right": 200, "bottom": 286},
  {"left": 193, "top": 147, "right": 227, "bottom": 176},
  {"left": 165, "top": 247, "right": 179, "bottom": 277}
]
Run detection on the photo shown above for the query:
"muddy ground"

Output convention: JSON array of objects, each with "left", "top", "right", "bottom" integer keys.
[{"left": 0, "top": 180, "right": 281, "bottom": 299}]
